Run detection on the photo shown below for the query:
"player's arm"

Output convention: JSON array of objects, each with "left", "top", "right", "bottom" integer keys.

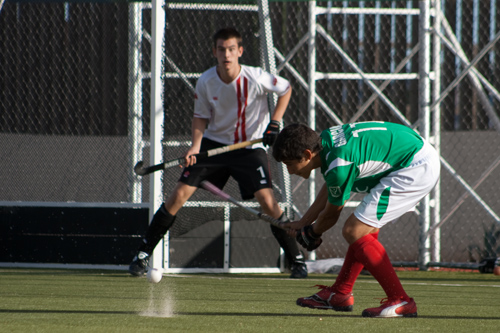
[
  {"left": 262, "top": 76, "right": 292, "bottom": 146},
  {"left": 311, "top": 164, "right": 354, "bottom": 234},
  {"left": 287, "top": 183, "right": 328, "bottom": 231},
  {"left": 184, "top": 117, "right": 208, "bottom": 167},
  {"left": 295, "top": 201, "right": 344, "bottom": 251},
  {"left": 259, "top": 72, "right": 292, "bottom": 122},
  {"left": 271, "top": 86, "right": 292, "bottom": 122},
  {"left": 187, "top": 75, "right": 210, "bottom": 167},
  {"left": 311, "top": 170, "right": 352, "bottom": 234},
  {"left": 311, "top": 201, "right": 344, "bottom": 235},
  {"left": 289, "top": 182, "right": 344, "bottom": 234},
  {"left": 293, "top": 169, "right": 349, "bottom": 250}
]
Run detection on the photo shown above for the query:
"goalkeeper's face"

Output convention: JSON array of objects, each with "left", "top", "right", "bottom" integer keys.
[{"left": 213, "top": 38, "right": 243, "bottom": 71}]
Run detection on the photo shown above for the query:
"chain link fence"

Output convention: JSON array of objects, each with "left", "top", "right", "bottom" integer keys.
[
  {"left": 1, "top": 0, "right": 499, "bottom": 267},
  {"left": 1, "top": 2, "right": 134, "bottom": 203},
  {"left": 432, "top": 0, "right": 500, "bottom": 265}
]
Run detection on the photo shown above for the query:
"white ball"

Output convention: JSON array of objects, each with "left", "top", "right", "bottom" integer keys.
[{"left": 147, "top": 268, "right": 163, "bottom": 283}]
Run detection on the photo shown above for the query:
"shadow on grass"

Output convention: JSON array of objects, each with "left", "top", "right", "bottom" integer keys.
[
  {"left": 0, "top": 309, "right": 136, "bottom": 315},
  {"left": 176, "top": 312, "right": 500, "bottom": 320},
  {"left": 1, "top": 309, "right": 499, "bottom": 321}
]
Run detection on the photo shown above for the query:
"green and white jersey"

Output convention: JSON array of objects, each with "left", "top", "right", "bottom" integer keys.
[{"left": 320, "top": 122, "right": 424, "bottom": 206}]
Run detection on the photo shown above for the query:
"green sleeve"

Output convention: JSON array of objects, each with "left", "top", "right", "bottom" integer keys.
[{"left": 323, "top": 164, "right": 357, "bottom": 206}]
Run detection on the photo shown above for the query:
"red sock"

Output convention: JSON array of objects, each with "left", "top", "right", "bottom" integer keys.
[
  {"left": 351, "top": 234, "right": 409, "bottom": 300},
  {"left": 332, "top": 232, "right": 379, "bottom": 295}
]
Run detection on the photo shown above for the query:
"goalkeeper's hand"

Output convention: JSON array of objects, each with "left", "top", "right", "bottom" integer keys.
[
  {"left": 262, "top": 120, "right": 280, "bottom": 146},
  {"left": 296, "top": 225, "right": 322, "bottom": 251}
]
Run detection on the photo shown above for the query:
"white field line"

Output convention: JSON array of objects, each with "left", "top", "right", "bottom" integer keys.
[
  {"left": 165, "top": 274, "right": 500, "bottom": 288},
  {"left": 2, "top": 269, "right": 498, "bottom": 288}
]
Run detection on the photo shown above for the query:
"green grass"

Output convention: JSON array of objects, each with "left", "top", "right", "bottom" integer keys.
[{"left": 1, "top": 268, "right": 499, "bottom": 332}]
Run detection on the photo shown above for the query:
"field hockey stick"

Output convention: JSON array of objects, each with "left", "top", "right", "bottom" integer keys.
[
  {"left": 134, "top": 139, "right": 262, "bottom": 176},
  {"left": 200, "top": 180, "right": 288, "bottom": 230}
]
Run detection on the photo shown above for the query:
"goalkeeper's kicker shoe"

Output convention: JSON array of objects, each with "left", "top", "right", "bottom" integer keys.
[
  {"left": 296, "top": 285, "right": 353, "bottom": 311},
  {"left": 128, "top": 251, "right": 149, "bottom": 277},
  {"left": 361, "top": 297, "right": 417, "bottom": 318}
]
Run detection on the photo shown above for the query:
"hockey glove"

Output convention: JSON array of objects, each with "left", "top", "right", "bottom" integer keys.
[
  {"left": 296, "top": 225, "right": 323, "bottom": 251},
  {"left": 262, "top": 120, "right": 280, "bottom": 146}
]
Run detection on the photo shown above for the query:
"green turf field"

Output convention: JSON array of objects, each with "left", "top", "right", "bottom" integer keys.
[{"left": 1, "top": 268, "right": 499, "bottom": 332}]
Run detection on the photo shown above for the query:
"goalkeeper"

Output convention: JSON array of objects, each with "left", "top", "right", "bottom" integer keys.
[
  {"left": 272, "top": 122, "right": 440, "bottom": 318},
  {"left": 128, "top": 27, "right": 307, "bottom": 279}
]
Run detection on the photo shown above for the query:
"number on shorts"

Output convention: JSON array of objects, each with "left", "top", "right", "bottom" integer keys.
[{"left": 256, "top": 166, "right": 265, "bottom": 178}]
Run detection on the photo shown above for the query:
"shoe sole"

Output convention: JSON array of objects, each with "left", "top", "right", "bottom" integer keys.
[
  {"left": 361, "top": 311, "right": 418, "bottom": 318},
  {"left": 296, "top": 300, "right": 353, "bottom": 312}
]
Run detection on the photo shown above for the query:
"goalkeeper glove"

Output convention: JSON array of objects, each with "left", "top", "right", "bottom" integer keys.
[{"left": 262, "top": 120, "right": 280, "bottom": 146}]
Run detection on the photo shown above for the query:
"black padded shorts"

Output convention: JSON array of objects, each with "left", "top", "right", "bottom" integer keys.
[{"left": 178, "top": 138, "right": 273, "bottom": 200}]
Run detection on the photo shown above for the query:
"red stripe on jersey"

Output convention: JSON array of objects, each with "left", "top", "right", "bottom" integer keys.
[
  {"left": 241, "top": 77, "right": 248, "bottom": 141},
  {"left": 234, "top": 77, "right": 242, "bottom": 143}
]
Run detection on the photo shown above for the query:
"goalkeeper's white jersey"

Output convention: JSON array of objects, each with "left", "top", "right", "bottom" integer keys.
[{"left": 194, "top": 65, "right": 291, "bottom": 147}]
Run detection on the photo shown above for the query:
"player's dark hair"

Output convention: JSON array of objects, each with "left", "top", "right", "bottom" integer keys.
[
  {"left": 213, "top": 27, "right": 243, "bottom": 47},
  {"left": 272, "top": 123, "right": 322, "bottom": 162}
]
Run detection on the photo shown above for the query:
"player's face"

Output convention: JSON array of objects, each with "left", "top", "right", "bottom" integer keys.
[
  {"left": 213, "top": 38, "right": 243, "bottom": 70},
  {"left": 282, "top": 157, "right": 313, "bottom": 179}
]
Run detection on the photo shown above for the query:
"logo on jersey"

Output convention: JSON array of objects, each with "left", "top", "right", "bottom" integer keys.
[
  {"left": 329, "top": 186, "right": 342, "bottom": 198},
  {"left": 272, "top": 76, "right": 278, "bottom": 86},
  {"left": 355, "top": 186, "right": 369, "bottom": 193},
  {"left": 213, "top": 96, "right": 218, "bottom": 101}
]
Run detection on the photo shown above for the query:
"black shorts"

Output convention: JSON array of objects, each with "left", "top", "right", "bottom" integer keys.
[{"left": 178, "top": 138, "right": 272, "bottom": 200}]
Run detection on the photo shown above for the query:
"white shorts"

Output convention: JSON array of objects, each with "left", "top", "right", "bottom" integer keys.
[{"left": 354, "top": 140, "right": 441, "bottom": 228}]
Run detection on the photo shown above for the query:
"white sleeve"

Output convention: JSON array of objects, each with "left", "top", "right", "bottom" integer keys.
[
  {"left": 193, "top": 78, "right": 211, "bottom": 119},
  {"left": 257, "top": 71, "right": 291, "bottom": 97}
]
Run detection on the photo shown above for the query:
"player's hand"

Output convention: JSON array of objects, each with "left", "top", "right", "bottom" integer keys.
[
  {"left": 262, "top": 120, "right": 280, "bottom": 147},
  {"left": 182, "top": 147, "right": 200, "bottom": 167},
  {"left": 282, "top": 220, "right": 307, "bottom": 237},
  {"left": 296, "top": 225, "right": 323, "bottom": 251}
]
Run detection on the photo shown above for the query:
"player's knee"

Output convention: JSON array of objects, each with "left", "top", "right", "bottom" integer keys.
[
  {"left": 342, "top": 223, "right": 356, "bottom": 242},
  {"left": 342, "top": 215, "right": 370, "bottom": 244},
  {"left": 343, "top": 216, "right": 379, "bottom": 244},
  {"left": 165, "top": 183, "right": 196, "bottom": 213}
]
